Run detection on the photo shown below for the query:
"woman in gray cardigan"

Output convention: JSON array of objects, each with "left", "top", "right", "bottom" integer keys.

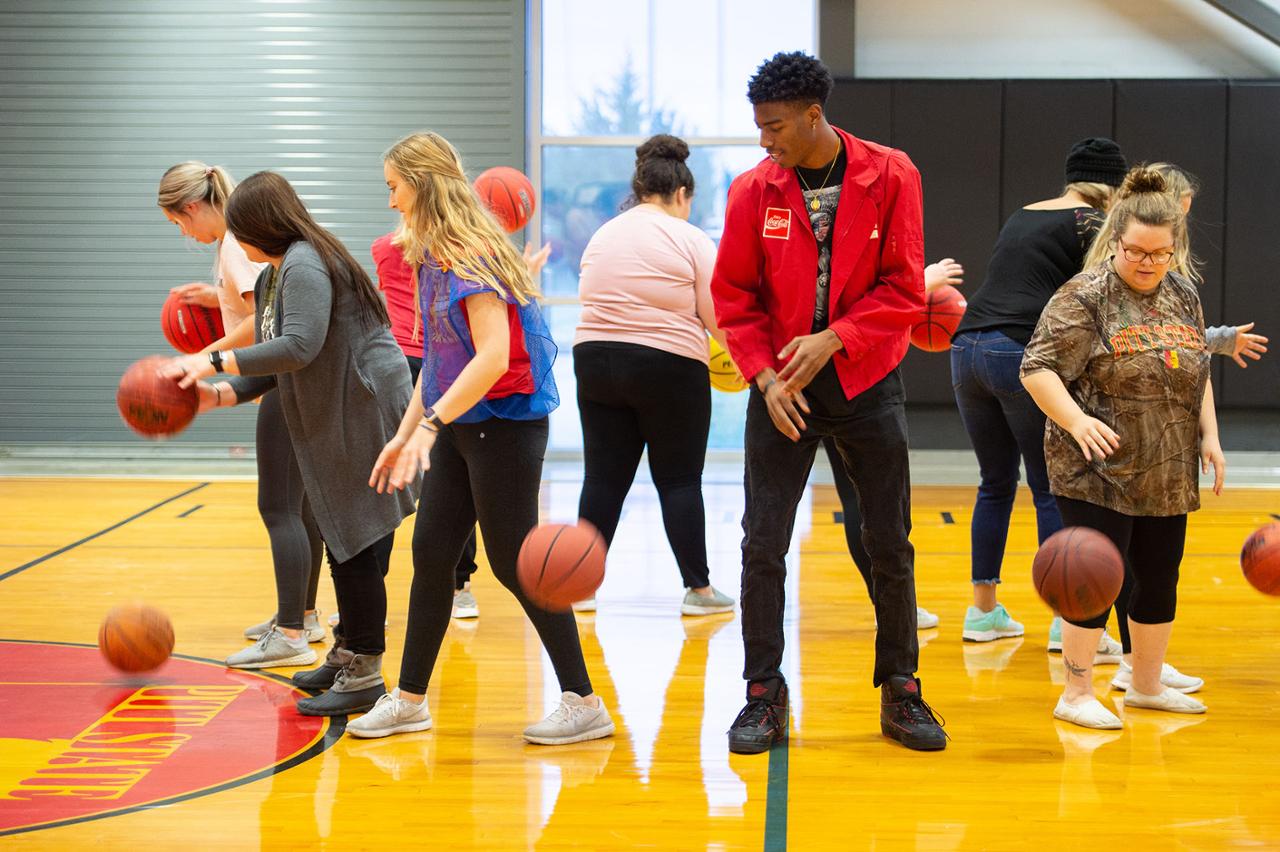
[{"left": 163, "top": 171, "right": 417, "bottom": 717}]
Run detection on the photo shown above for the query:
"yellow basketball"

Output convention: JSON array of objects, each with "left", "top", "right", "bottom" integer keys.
[{"left": 708, "top": 338, "right": 748, "bottom": 393}]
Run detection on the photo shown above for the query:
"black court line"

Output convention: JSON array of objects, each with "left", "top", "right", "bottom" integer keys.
[
  {"left": 941, "top": 512, "right": 955, "bottom": 525},
  {"left": 177, "top": 504, "right": 204, "bottom": 518},
  {"left": 0, "top": 483, "right": 209, "bottom": 582},
  {"left": 0, "top": 638, "right": 342, "bottom": 837},
  {"left": 764, "top": 734, "right": 789, "bottom": 850}
]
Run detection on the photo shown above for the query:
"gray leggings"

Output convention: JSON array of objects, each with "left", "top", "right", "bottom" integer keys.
[{"left": 257, "top": 389, "right": 324, "bottom": 630}]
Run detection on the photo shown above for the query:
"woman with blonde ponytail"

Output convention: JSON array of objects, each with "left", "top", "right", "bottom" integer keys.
[
  {"left": 352, "top": 132, "right": 614, "bottom": 745},
  {"left": 157, "top": 162, "right": 327, "bottom": 669},
  {"left": 1022, "top": 166, "right": 1224, "bottom": 729}
]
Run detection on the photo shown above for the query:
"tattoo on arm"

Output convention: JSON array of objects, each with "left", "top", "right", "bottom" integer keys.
[{"left": 1063, "top": 656, "right": 1088, "bottom": 678}]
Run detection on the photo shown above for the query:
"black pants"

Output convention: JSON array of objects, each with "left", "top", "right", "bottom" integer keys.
[
  {"left": 406, "top": 354, "right": 479, "bottom": 590},
  {"left": 398, "top": 417, "right": 592, "bottom": 697},
  {"left": 742, "top": 364, "right": 918, "bottom": 688},
  {"left": 574, "top": 341, "right": 712, "bottom": 589},
  {"left": 1055, "top": 496, "right": 1185, "bottom": 629},
  {"left": 327, "top": 531, "right": 394, "bottom": 656},
  {"left": 824, "top": 438, "right": 875, "bottom": 598},
  {"left": 257, "top": 389, "right": 324, "bottom": 630}
]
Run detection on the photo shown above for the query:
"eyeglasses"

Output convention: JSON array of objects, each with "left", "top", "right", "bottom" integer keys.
[{"left": 1118, "top": 238, "right": 1174, "bottom": 266}]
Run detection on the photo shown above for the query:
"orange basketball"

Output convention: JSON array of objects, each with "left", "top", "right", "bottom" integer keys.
[
  {"left": 910, "top": 284, "right": 967, "bottom": 352},
  {"left": 517, "top": 522, "right": 606, "bottom": 612},
  {"left": 99, "top": 602, "right": 175, "bottom": 673},
  {"left": 161, "top": 291, "right": 224, "bottom": 354},
  {"left": 1031, "top": 526, "right": 1124, "bottom": 621},
  {"left": 1241, "top": 522, "right": 1280, "bottom": 595},
  {"left": 117, "top": 355, "right": 199, "bottom": 438},
  {"left": 474, "top": 166, "right": 536, "bottom": 233}
]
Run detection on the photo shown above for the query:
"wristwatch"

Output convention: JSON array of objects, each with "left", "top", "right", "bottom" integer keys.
[
  {"left": 422, "top": 406, "right": 441, "bottom": 426},
  {"left": 209, "top": 350, "right": 225, "bottom": 373}
]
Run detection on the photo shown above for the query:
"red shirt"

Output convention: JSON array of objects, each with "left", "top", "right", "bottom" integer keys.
[
  {"left": 371, "top": 233, "right": 419, "bottom": 358},
  {"left": 710, "top": 126, "right": 926, "bottom": 400}
]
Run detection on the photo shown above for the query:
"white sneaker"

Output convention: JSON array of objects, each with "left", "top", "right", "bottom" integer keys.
[
  {"left": 247, "top": 613, "right": 325, "bottom": 642},
  {"left": 1110, "top": 660, "right": 1204, "bottom": 694},
  {"left": 225, "top": 628, "right": 317, "bottom": 669},
  {"left": 1124, "top": 686, "right": 1206, "bottom": 714},
  {"left": 523, "top": 692, "right": 615, "bottom": 745},
  {"left": 244, "top": 613, "right": 277, "bottom": 640},
  {"left": 917, "top": 606, "right": 940, "bottom": 630},
  {"left": 452, "top": 588, "right": 480, "bottom": 619},
  {"left": 346, "top": 689, "right": 434, "bottom": 738},
  {"left": 571, "top": 598, "right": 597, "bottom": 613},
  {"left": 680, "top": 587, "right": 734, "bottom": 616},
  {"left": 1053, "top": 696, "right": 1122, "bottom": 730},
  {"left": 1094, "top": 632, "right": 1123, "bottom": 665}
]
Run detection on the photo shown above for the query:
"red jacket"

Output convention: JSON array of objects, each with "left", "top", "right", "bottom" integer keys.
[{"left": 710, "top": 126, "right": 925, "bottom": 400}]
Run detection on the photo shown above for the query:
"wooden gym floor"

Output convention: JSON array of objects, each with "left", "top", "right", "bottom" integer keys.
[{"left": 0, "top": 475, "right": 1277, "bottom": 849}]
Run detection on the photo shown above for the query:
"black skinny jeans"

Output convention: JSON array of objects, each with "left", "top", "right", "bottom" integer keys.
[
  {"left": 397, "top": 417, "right": 592, "bottom": 697},
  {"left": 741, "top": 363, "right": 918, "bottom": 689},
  {"left": 1055, "top": 496, "right": 1186, "bottom": 629},
  {"left": 574, "top": 341, "right": 712, "bottom": 589}
]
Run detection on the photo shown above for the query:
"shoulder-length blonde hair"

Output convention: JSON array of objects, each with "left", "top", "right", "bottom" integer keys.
[
  {"left": 384, "top": 132, "right": 536, "bottom": 306},
  {"left": 1148, "top": 162, "right": 1203, "bottom": 283}
]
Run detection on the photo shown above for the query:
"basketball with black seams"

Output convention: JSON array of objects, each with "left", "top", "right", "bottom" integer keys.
[
  {"left": 1241, "top": 521, "right": 1280, "bottom": 596},
  {"left": 99, "top": 602, "right": 175, "bottom": 673},
  {"left": 474, "top": 166, "right": 536, "bottom": 233},
  {"left": 116, "top": 355, "right": 199, "bottom": 438},
  {"left": 161, "top": 290, "right": 224, "bottom": 354},
  {"left": 1031, "top": 526, "right": 1124, "bottom": 620},
  {"left": 517, "top": 522, "right": 606, "bottom": 612},
  {"left": 910, "top": 284, "right": 966, "bottom": 352}
]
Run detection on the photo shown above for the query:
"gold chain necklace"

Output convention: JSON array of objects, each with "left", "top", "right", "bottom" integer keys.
[{"left": 795, "top": 142, "right": 841, "bottom": 211}]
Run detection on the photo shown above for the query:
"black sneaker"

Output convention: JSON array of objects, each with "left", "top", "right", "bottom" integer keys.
[
  {"left": 728, "top": 681, "right": 788, "bottom": 754},
  {"left": 880, "top": 675, "right": 947, "bottom": 751}
]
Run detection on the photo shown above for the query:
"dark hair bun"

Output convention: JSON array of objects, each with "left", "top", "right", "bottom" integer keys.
[
  {"left": 635, "top": 134, "right": 689, "bottom": 164},
  {"left": 1120, "top": 166, "right": 1168, "bottom": 197}
]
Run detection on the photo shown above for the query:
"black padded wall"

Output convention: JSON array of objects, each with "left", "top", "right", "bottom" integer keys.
[{"left": 828, "top": 77, "right": 1278, "bottom": 411}]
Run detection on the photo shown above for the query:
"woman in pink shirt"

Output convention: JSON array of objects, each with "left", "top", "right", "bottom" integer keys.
[{"left": 573, "top": 135, "right": 734, "bottom": 615}]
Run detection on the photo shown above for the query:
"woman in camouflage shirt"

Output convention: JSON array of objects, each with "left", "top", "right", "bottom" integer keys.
[{"left": 1021, "top": 167, "right": 1224, "bottom": 729}]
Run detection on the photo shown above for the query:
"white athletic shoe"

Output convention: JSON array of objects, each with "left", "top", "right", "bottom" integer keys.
[
  {"left": 1094, "top": 632, "right": 1123, "bottom": 665},
  {"left": 523, "top": 692, "right": 615, "bottom": 745},
  {"left": 346, "top": 689, "right": 434, "bottom": 738},
  {"left": 917, "top": 606, "right": 940, "bottom": 630},
  {"left": 1124, "top": 686, "right": 1206, "bottom": 714},
  {"left": 225, "top": 628, "right": 317, "bottom": 670},
  {"left": 571, "top": 598, "right": 597, "bottom": 613},
  {"left": 1053, "top": 696, "right": 1122, "bottom": 730},
  {"left": 1110, "top": 660, "right": 1204, "bottom": 694},
  {"left": 451, "top": 588, "right": 480, "bottom": 619}
]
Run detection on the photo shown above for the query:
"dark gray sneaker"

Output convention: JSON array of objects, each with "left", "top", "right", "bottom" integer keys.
[
  {"left": 727, "top": 681, "right": 788, "bottom": 755},
  {"left": 880, "top": 675, "right": 947, "bottom": 751},
  {"left": 296, "top": 653, "right": 386, "bottom": 716}
]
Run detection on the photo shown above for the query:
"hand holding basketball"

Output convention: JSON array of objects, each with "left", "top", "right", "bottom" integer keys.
[
  {"left": 924, "top": 258, "right": 964, "bottom": 293},
  {"left": 170, "top": 282, "right": 221, "bottom": 309},
  {"left": 158, "top": 352, "right": 216, "bottom": 390}
]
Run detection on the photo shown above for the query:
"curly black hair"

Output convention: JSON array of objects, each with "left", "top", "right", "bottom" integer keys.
[{"left": 747, "top": 51, "right": 833, "bottom": 106}]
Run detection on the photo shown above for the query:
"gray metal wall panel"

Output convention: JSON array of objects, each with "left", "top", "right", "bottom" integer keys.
[{"left": 0, "top": 0, "right": 526, "bottom": 444}]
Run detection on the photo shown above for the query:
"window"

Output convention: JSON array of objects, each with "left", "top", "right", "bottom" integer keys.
[{"left": 529, "top": 0, "right": 817, "bottom": 450}]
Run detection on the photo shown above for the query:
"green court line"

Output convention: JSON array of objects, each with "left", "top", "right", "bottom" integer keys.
[
  {"left": 0, "top": 483, "right": 209, "bottom": 582},
  {"left": 764, "top": 732, "right": 789, "bottom": 850}
]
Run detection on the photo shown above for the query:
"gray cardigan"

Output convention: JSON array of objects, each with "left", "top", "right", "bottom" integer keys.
[{"left": 228, "top": 241, "right": 417, "bottom": 563}]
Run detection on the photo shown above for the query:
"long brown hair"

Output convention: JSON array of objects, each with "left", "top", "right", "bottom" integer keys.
[{"left": 225, "top": 172, "right": 389, "bottom": 328}]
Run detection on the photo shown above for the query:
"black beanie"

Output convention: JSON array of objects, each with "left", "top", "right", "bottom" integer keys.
[{"left": 1064, "top": 138, "right": 1127, "bottom": 186}]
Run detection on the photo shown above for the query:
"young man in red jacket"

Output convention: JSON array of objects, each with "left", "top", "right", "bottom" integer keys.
[{"left": 712, "top": 52, "right": 946, "bottom": 753}]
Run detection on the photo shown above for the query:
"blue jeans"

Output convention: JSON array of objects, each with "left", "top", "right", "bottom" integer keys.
[{"left": 950, "top": 330, "right": 1063, "bottom": 584}]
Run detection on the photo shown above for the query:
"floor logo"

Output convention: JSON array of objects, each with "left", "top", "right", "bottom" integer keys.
[{"left": 0, "top": 640, "right": 332, "bottom": 835}]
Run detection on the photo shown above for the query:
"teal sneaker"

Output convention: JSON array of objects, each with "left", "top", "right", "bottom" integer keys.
[
  {"left": 1047, "top": 616, "right": 1063, "bottom": 652},
  {"left": 961, "top": 604, "right": 1025, "bottom": 643}
]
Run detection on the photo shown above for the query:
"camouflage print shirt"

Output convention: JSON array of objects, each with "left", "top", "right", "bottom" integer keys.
[{"left": 1020, "top": 265, "right": 1209, "bottom": 516}]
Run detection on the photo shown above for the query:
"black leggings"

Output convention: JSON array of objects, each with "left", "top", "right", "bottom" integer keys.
[
  {"left": 397, "top": 417, "right": 591, "bottom": 697},
  {"left": 327, "top": 531, "right": 394, "bottom": 656},
  {"left": 574, "top": 341, "right": 712, "bottom": 589},
  {"left": 406, "top": 354, "right": 479, "bottom": 591},
  {"left": 1055, "top": 496, "right": 1186, "bottom": 629},
  {"left": 256, "top": 390, "right": 324, "bottom": 630}
]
